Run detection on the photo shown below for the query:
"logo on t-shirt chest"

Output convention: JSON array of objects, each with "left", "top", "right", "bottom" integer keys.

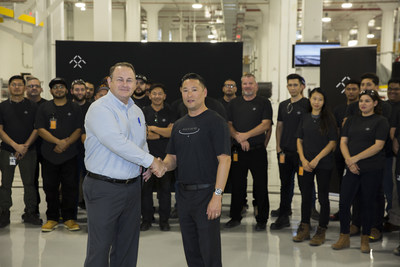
[{"left": 178, "top": 127, "right": 200, "bottom": 137}]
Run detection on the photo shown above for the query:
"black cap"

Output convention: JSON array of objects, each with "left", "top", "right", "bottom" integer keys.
[
  {"left": 136, "top": 74, "right": 148, "bottom": 83},
  {"left": 95, "top": 85, "right": 110, "bottom": 95},
  {"left": 49, "top": 78, "right": 67, "bottom": 89}
]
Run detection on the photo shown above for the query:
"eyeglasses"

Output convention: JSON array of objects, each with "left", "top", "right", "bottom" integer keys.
[
  {"left": 287, "top": 102, "right": 293, "bottom": 114},
  {"left": 52, "top": 85, "right": 66, "bottom": 89},
  {"left": 360, "top": 90, "right": 377, "bottom": 96},
  {"left": 10, "top": 83, "right": 24, "bottom": 88},
  {"left": 27, "top": 84, "right": 41, "bottom": 89},
  {"left": 224, "top": 84, "right": 236, "bottom": 88}
]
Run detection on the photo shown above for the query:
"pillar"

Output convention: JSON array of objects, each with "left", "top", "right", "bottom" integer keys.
[
  {"left": 126, "top": 0, "right": 141, "bottom": 41},
  {"left": 142, "top": 4, "right": 163, "bottom": 42},
  {"left": 378, "top": 3, "right": 398, "bottom": 72},
  {"left": 357, "top": 14, "right": 371, "bottom": 46},
  {"left": 258, "top": 4, "right": 269, "bottom": 82},
  {"left": 94, "top": 0, "right": 112, "bottom": 41}
]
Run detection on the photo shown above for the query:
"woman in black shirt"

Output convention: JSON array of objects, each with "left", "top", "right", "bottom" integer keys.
[
  {"left": 332, "top": 90, "right": 389, "bottom": 253},
  {"left": 294, "top": 88, "right": 337, "bottom": 246}
]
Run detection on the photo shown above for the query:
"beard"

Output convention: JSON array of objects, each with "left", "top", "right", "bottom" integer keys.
[
  {"left": 72, "top": 94, "right": 84, "bottom": 102},
  {"left": 134, "top": 90, "right": 145, "bottom": 97}
]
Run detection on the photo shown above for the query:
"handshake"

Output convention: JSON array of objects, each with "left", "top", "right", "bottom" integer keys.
[{"left": 149, "top": 157, "right": 168, "bottom": 178}]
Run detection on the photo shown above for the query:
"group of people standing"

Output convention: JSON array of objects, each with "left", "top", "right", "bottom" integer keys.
[{"left": 1, "top": 63, "right": 400, "bottom": 267}]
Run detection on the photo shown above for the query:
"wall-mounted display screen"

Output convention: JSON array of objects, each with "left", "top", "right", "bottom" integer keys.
[{"left": 292, "top": 42, "right": 341, "bottom": 67}]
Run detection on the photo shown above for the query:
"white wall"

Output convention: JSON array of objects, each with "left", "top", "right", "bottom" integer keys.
[{"left": 0, "top": 21, "right": 33, "bottom": 82}]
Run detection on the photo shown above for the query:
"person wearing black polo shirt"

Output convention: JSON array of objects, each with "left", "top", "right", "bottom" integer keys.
[
  {"left": 26, "top": 76, "right": 48, "bottom": 215},
  {"left": 132, "top": 74, "right": 151, "bottom": 109},
  {"left": 163, "top": 73, "right": 231, "bottom": 267},
  {"left": 271, "top": 73, "right": 310, "bottom": 230},
  {"left": 36, "top": 77, "right": 83, "bottom": 232},
  {"left": 85, "top": 81, "right": 95, "bottom": 103},
  {"left": 0, "top": 75, "right": 41, "bottom": 228},
  {"left": 332, "top": 90, "right": 389, "bottom": 253},
  {"left": 294, "top": 88, "right": 337, "bottom": 246},
  {"left": 218, "top": 79, "right": 237, "bottom": 111},
  {"left": 225, "top": 73, "right": 272, "bottom": 231},
  {"left": 141, "top": 83, "right": 174, "bottom": 231},
  {"left": 70, "top": 79, "right": 91, "bottom": 211}
]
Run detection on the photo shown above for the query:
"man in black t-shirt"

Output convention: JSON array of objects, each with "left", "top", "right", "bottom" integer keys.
[
  {"left": 36, "top": 77, "right": 83, "bottom": 232},
  {"left": 0, "top": 75, "right": 41, "bottom": 228},
  {"left": 85, "top": 81, "right": 95, "bottom": 103},
  {"left": 163, "top": 73, "right": 231, "bottom": 267},
  {"left": 218, "top": 79, "right": 237, "bottom": 111},
  {"left": 132, "top": 74, "right": 151, "bottom": 109},
  {"left": 26, "top": 76, "right": 48, "bottom": 214},
  {"left": 141, "top": 84, "right": 174, "bottom": 231},
  {"left": 271, "top": 73, "right": 310, "bottom": 230},
  {"left": 225, "top": 74, "right": 272, "bottom": 231}
]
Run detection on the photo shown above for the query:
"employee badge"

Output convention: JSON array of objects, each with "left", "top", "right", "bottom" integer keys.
[
  {"left": 9, "top": 154, "right": 16, "bottom": 166},
  {"left": 50, "top": 117, "right": 57, "bottom": 129}
]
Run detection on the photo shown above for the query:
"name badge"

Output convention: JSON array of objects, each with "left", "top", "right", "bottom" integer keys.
[
  {"left": 298, "top": 166, "right": 304, "bottom": 176},
  {"left": 9, "top": 154, "right": 16, "bottom": 166},
  {"left": 50, "top": 117, "right": 57, "bottom": 129}
]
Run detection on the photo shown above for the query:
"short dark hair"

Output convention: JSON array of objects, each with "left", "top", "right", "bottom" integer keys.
[
  {"left": 388, "top": 77, "right": 400, "bottom": 85},
  {"left": 223, "top": 79, "right": 236, "bottom": 86},
  {"left": 181, "top": 73, "right": 206, "bottom": 88},
  {"left": 241, "top": 74, "right": 256, "bottom": 82},
  {"left": 9, "top": 75, "right": 25, "bottom": 86},
  {"left": 109, "top": 62, "right": 135, "bottom": 78},
  {"left": 71, "top": 79, "right": 86, "bottom": 89},
  {"left": 286, "top": 73, "right": 305, "bottom": 85},
  {"left": 360, "top": 72, "right": 379, "bottom": 85},
  {"left": 26, "top": 76, "right": 40, "bottom": 83},
  {"left": 149, "top": 83, "right": 167, "bottom": 94},
  {"left": 345, "top": 79, "right": 360, "bottom": 87}
]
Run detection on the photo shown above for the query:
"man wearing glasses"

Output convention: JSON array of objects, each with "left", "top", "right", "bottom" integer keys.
[
  {"left": 271, "top": 73, "right": 310, "bottom": 230},
  {"left": 26, "top": 77, "right": 48, "bottom": 215},
  {"left": 35, "top": 78, "right": 83, "bottom": 232},
  {"left": 132, "top": 74, "right": 151, "bottom": 109},
  {"left": 0, "top": 75, "right": 41, "bottom": 228},
  {"left": 141, "top": 83, "right": 174, "bottom": 231},
  {"left": 218, "top": 79, "right": 237, "bottom": 111}
]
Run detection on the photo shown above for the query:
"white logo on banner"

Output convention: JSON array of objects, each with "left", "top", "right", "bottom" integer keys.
[
  {"left": 336, "top": 76, "right": 351, "bottom": 93},
  {"left": 69, "top": 55, "right": 87, "bottom": 69}
]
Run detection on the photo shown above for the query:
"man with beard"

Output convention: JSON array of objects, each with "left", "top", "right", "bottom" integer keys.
[
  {"left": 36, "top": 78, "right": 83, "bottom": 232},
  {"left": 218, "top": 79, "right": 237, "bottom": 111},
  {"left": 132, "top": 74, "right": 151, "bottom": 109},
  {"left": 85, "top": 82, "right": 95, "bottom": 103},
  {"left": 70, "top": 79, "right": 91, "bottom": 210},
  {"left": 25, "top": 77, "right": 48, "bottom": 215}
]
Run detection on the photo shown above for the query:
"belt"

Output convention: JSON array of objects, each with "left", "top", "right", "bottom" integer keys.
[
  {"left": 87, "top": 172, "right": 139, "bottom": 184},
  {"left": 181, "top": 183, "right": 213, "bottom": 191}
]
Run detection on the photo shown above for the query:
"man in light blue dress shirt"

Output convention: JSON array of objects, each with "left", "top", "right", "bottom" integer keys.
[{"left": 83, "top": 62, "right": 165, "bottom": 267}]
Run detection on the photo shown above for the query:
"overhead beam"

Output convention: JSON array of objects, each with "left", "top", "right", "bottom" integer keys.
[{"left": 0, "top": 24, "right": 33, "bottom": 44}]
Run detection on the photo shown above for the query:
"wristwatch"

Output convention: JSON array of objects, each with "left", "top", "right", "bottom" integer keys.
[{"left": 214, "top": 188, "right": 223, "bottom": 196}]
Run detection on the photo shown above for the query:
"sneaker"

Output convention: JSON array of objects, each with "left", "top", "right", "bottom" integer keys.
[
  {"left": 225, "top": 219, "right": 241, "bottom": 228},
  {"left": 349, "top": 224, "right": 360, "bottom": 236},
  {"left": 0, "top": 209, "right": 10, "bottom": 228},
  {"left": 140, "top": 221, "right": 151, "bottom": 231},
  {"left": 42, "top": 220, "right": 59, "bottom": 232},
  {"left": 255, "top": 222, "right": 266, "bottom": 231},
  {"left": 311, "top": 207, "right": 320, "bottom": 221},
  {"left": 22, "top": 213, "right": 43, "bottom": 226},
  {"left": 63, "top": 220, "right": 80, "bottom": 231},
  {"left": 270, "top": 215, "right": 290, "bottom": 230},
  {"left": 369, "top": 228, "right": 382, "bottom": 242},
  {"left": 160, "top": 222, "right": 170, "bottom": 231},
  {"left": 170, "top": 208, "right": 178, "bottom": 219}
]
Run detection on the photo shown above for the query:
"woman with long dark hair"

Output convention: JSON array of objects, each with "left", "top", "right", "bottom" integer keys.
[
  {"left": 294, "top": 87, "right": 337, "bottom": 246},
  {"left": 332, "top": 90, "right": 389, "bottom": 253}
]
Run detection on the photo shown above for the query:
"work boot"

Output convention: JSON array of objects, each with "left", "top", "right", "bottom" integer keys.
[
  {"left": 293, "top": 223, "right": 310, "bottom": 242},
  {"left": 63, "top": 220, "right": 80, "bottom": 231},
  {"left": 41, "top": 220, "right": 58, "bottom": 232},
  {"left": 310, "top": 226, "right": 326, "bottom": 246},
  {"left": 369, "top": 228, "right": 382, "bottom": 242},
  {"left": 270, "top": 215, "right": 290, "bottom": 230},
  {"left": 332, "top": 233, "right": 350, "bottom": 250},
  {"left": 361, "top": 235, "right": 370, "bottom": 253},
  {"left": 349, "top": 224, "right": 360, "bottom": 236},
  {"left": 22, "top": 213, "right": 43, "bottom": 226}
]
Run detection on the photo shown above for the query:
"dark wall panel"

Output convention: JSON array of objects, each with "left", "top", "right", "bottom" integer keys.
[{"left": 56, "top": 41, "right": 243, "bottom": 103}]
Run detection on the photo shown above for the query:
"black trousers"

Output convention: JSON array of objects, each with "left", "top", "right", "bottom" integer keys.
[
  {"left": 177, "top": 185, "right": 221, "bottom": 267},
  {"left": 299, "top": 168, "right": 332, "bottom": 227},
  {"left": 33, "top": 153, "right": 44, "bottom": 210},
  {"left": 339, "top": 168, "right": 383, "bottom": 235},
  {"left": 278, "top": 151, "right": 299, "bottom": 216},
  {"left": 229, "top": 147, "right": 269, "bottom": 223},
  {"left": 42, "top": 157, "right": 78, "bottom": 221},
  {"left": 141, "top": 171, "right": 172, "bottom": 223}
]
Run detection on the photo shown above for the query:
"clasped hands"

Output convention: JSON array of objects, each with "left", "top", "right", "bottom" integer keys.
[
  {"left": 234, "top": 132, "right": 250, "bottom": 151},
  {"left": 53, "top": 138, "right": 70, "bottom": 153},
  {"left": 345, "top": 157, "right": 360, "bottom": 175},
  {"left": 14, "top": 143, "right": 29, "bottom": 160}
]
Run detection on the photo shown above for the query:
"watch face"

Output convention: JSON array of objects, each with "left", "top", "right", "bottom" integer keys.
[{"left": 215, "top": 188, "right": 223, "bottom": 195}]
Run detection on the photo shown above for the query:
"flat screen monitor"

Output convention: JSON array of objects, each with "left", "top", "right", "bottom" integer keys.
[{"left": 292, "top": 42, "right": 341, "bottom": 67}]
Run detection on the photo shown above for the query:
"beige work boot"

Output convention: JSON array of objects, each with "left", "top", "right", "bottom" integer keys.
[
  {"left": 310, "top": 226, "right": 326, "bottom": 246},
  {"left": 293, "top": 223, "right": 310, "bottom": 242},
  {"left": 361, "top": 235, "right": 370, "bottom": 253},
  {"left": 332, "top": 233, "right": 350, "bottom": 250},
  {"left": 41, "top": 220, "right": 58, "bottom": 232},
  {"left": 349, "top": 224, "right": 360, "bottom": 236},
  {"left": 63, "top": 220, "right": 81, "bottom": 231}
]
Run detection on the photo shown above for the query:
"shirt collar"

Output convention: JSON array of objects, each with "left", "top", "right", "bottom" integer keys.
[{"left": 108, "top": 91, "right": 134, "bottom": 110}]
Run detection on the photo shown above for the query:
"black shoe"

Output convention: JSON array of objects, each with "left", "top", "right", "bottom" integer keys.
[
  {"left": 160, "top": 222, "right": 171, "bottom": 231},
  {"left": 271, "top": 208, "right": 292, "bottom": 217},
  {"left": 140, "top": 221, "right": 151, "bottom": 231},
  {"left": 22, "top": 213, "right": 43, "bottom": 226},
  {"left": 0, "top": 210, "right": 10, "bottom": 228},
  {"left": 329, "top": 211, "right": 339, "bottom": 221},
  {"left": 225, "top": 219, "right": 241, "bottom": 228},
  {"left": 311, "top": 207, "right": 320, "bottom": 221},
  {"left": 255, "top": 222, "right": 266, "bottom": 231},
  {"left": 170, "top": 208, "right": 178, "bottom": 219},
  {"left": 270, "top": 216, "right": 290, "bottom": 230}
]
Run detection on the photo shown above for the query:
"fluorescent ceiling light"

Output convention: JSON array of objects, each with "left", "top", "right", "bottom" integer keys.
[
  {"left": 349, "top": 29, "right": 358, "bottom": 35},
  {"left": 367, "top": 33, "right": 374, "bottom": 39},
  {"left": 75, "top": 1, "right": 85, "bottom": 8},
  {"left": 192, "top": 3, "right": 203, "bottom": 9},
  {"left": 322, "top": 13, "right": 331, "bottom": 23},
  {"left": 342, "top": 1, "right": 352, "bottom": 9}
]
